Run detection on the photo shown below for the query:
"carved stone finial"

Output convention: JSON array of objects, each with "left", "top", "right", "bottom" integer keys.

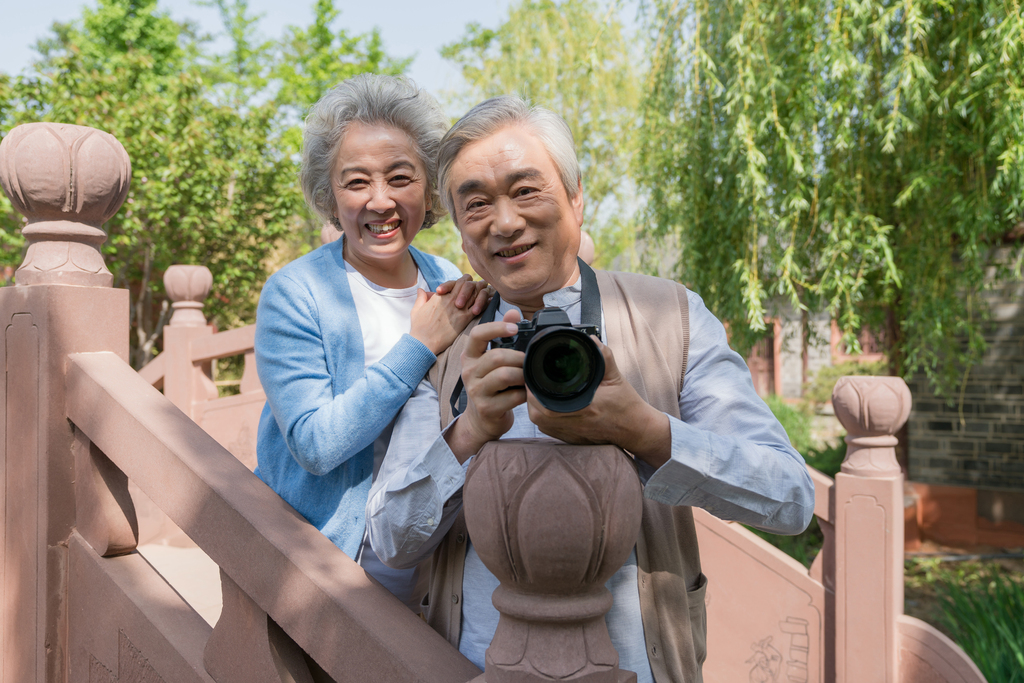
[
  {"left": 832, "top": 376, "right": 911, "bottom": 477},
  {"left": 164, "top": 265, "right": 213, "bottom": 327},
  {"left": 464, "top": 440, "right": 643, "bottom": 683},
  {"left": 0, "top": 122, "right": 131, "bottom": 287}
]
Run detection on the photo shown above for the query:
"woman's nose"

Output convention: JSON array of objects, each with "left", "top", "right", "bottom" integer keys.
[{"left": 366, "top": 183, "right": 397, "bottom": 212}]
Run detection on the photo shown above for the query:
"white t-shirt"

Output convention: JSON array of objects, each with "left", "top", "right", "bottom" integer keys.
[
  {"left": 344, "top": 259, "right": 431, "bottom": 611},
  {"left": 345, "top": 259, "right": 428, "bottom": 369}
]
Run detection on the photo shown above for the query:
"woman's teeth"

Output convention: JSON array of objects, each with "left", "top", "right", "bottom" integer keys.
[
  {"left": 498, "top": 245, "right": 532, "bottom": 257},
  {"left": 366, "top": 221, "right": 400, "bottom": 235}
]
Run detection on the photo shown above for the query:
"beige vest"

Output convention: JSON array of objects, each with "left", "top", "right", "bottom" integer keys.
[{"left": 426, "top": 270, "right": 707, "bottom": 683}]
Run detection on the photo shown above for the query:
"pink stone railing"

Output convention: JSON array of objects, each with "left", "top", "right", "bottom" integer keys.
[
  {"left": 694, "top": 377, "right": 985, "bottom": 682},
  {"left": 137, "top": 265, "right": 263, "bottom": 470},
  {"left": 0, "top": 122, "right": 481, "bottom": 683},
  {"left": 0, "top": 122, "right": 987, "bottom": 683}
]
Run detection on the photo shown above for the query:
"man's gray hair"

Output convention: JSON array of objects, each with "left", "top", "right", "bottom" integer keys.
[
  {"left": 437, "top": 96, "right": 581, "bottom": 218},
  {"left": 302, "top": 74, "right": 450, "bottom": 229}
]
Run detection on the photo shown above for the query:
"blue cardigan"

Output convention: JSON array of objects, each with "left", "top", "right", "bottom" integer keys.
[{"left": 254, "top": 237, "right": 462, "bottom": 559}]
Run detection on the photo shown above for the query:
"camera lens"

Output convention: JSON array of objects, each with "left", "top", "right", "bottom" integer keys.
[
  {"left": 523, "top": 327, "right": 604, "bottom": 412},
  {"left": 529, "top": 334, "right": 593, "bottom": 397}
]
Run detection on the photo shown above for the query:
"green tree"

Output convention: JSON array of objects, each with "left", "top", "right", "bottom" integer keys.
[
  {"left": 275, "top": 0, "right": 407, "bottom": 129},
  {"left": 197, "top": 0, "right": 275, "bottom": 107},
  {"left": 638, "top": 0, "right": 1024, "bottom": 393},
  {"left": 442, "top": 0, "right": 641, "bottom": 268}
]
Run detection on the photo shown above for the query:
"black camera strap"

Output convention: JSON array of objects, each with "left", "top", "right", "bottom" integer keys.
[
  {"left": 578, "top": 257, "right": 602, "bottom": 334},
  {"left": 448, "top": 257, "right": 602, "bottom": 418}
]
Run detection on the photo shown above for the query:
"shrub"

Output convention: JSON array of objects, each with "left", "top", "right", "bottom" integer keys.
[
  {"left": 803, "top": 360, "right": 888, "bottom": 407},
  {"left": 937, "top": 570, "right": 1024, "bottom": 682},
  {"left": 803, "top": 441, "right": 846, "bottom": 479},
  {"left": 764, "top": 394, "right": 814, "bottom": 454}
]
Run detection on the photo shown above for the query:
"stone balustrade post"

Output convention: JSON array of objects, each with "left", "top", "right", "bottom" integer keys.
[
  {"left": 0, "top": 122, "right": 133, "bottom": 682},
  {"left": 831, "top": 376, "right": 912, "bottom": 683},
  {"left": 463, "top": 440, "right": 643, "bottom": 683},
  {"left": 162, "top": 264, "right": 217, "bottom": 418}
]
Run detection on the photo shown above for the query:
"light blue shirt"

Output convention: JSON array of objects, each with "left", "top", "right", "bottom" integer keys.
[{"left": 366, "top": 277, "right": 814, "bottom": 680}]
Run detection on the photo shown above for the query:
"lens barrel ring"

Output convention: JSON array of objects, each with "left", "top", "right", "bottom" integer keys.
[{"left": 522, "top": 326, "right": 605, "bottom": 413}]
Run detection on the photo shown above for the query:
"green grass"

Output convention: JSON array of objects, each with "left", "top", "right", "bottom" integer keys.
[{"left": 933, "top": 566, "right": 1024, "bottom": 682}]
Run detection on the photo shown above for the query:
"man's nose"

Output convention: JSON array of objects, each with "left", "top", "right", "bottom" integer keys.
[
  {"left": 492, "top": 197, "right": 525, "bottom": 236},
  {"left": 366, "top": 183, "right": 397, "bottom": 212}
]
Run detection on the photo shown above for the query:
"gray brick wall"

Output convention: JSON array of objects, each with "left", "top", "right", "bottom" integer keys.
[{"left": 908, "top": 265, "right": 1024, "bottom": 491}]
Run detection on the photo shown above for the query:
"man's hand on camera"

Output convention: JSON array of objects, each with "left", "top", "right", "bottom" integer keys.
[
  {"left": 445, "top": 310, "right": 527, "bottom": 463},
  {"left": 526, "top": 340, "right": 672, "bottom": 469}
]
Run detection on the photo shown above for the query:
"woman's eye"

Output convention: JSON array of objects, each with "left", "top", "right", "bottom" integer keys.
[
  {"left": 390, "top": 175, "right": 412, "bottom": 185},
  {"left": 345, "top": 179, "right": 368, "bottom": 189}
]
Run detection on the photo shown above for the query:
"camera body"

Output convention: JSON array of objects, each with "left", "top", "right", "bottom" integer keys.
[{"left": 492, "top": 307, "right": 605, "bottom": 413}]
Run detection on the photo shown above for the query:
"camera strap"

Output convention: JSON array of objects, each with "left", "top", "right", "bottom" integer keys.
[{"left": 449, "top": 257, "right": 602, "bottom": 418}]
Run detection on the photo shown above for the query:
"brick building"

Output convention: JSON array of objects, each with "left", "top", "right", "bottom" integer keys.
[{"left": 746, "top": 258, "right": 1024, "bottom": 547}]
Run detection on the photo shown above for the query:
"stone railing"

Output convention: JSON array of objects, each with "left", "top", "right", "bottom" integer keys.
[
  {"left": 0, "top": 122, "right": 481, "bottom": 683},
  {"left": 693, "top": 377, "right": 986, "bottom": 682},
  {"left": 0, "top": 122, "right": 987, "bottom": 683},
  {"left": 137, "top": 264, "right": 263, "bottom": 470}
]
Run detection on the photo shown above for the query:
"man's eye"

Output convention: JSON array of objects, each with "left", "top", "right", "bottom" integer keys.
[
  {"left": 467, "top": 199, "right": 486, "bottom": 210},
  {"left": 515, "top": 187, "right": 536, "bottom": 197}
]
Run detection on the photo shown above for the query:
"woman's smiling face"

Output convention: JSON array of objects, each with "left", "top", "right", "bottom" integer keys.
[{"left": 332, "top": 123, "right": 429, "bottom": 283}]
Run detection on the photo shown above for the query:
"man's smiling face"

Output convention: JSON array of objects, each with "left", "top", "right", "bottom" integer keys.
[{"left": 448, "top": 125, "right": 583, "bottom": 316}]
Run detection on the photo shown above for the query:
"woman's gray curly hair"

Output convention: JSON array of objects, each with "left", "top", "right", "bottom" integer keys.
[{"left": 302, "top": 74, "right": 450, "bottom": 230}]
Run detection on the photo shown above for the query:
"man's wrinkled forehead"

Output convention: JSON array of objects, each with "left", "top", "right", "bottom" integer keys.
[{"left": 450, "top": 126, "right": 557, "bottom": 195}]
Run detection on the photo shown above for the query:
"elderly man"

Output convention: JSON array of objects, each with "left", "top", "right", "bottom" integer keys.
[{"left": 366, "top": 97, "right": 814, "bottom": 683}]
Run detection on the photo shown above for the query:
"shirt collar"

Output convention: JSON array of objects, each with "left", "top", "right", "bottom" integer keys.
[{"left": 495, "top": 276, "right": 583, "bottom": 319}]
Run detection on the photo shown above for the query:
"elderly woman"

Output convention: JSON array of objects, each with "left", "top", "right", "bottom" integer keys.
[{"left": 254, "top": 75, "right": 485, "bottom": 610}]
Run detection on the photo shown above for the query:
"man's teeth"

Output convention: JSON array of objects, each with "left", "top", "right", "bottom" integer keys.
[
  {"left": 498, "top": 245, "right": 532, "bottom": 257},
  {"left": 366, "top": 221, "right": 400, "bottom": 234}
]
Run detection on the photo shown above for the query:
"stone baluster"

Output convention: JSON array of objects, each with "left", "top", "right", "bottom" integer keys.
[
  {"left": 0, "top": 122, "right": 132, "bottom": 681},
  {"left": 165, "top": 264, "right": 213, "bottom": 327},
  {"left": 463, "top": 440, "right": 643, "bottom": 683},
  {"left": 0, "top": 122, "right": 130, "bottom": 287},
  {"left": 831, "top": 376, "right": 912, "bottom": 683},
  {"left": 162, "top": 264, "right": 217, "bottom": 418},
  {"left": 204, "top": 570, "right": 318, "bottom": 683}
]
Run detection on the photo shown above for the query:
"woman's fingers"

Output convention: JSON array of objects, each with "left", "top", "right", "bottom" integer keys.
[
  {"left": 435, "top": 274, "right": 470, "bottom": 298},
  {"left": 435, "top": 275, "right": 493, "bottom": 312}
]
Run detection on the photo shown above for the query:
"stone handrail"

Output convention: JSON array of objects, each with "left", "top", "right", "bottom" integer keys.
[{"left": 65, "top": 349, "right": 481, "bottom": 682}]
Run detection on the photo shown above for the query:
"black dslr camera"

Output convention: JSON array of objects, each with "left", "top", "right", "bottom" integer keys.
[{"left": 492, "top": 307, "right": 605, "bottom": 413}]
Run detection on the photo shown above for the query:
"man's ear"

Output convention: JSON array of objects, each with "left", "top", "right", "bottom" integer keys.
[{"left": 571, "top": 180, "right": 585, "bottom": 227}]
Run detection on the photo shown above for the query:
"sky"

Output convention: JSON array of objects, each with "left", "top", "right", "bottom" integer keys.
[{"left": 0, "top": 0, "right": 512, "bottom": 99}]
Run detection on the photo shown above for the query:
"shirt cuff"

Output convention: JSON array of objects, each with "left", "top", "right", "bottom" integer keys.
[
  {"left": 420, "top": 419, "right": 469, "bottom": 502},
  {"left": 379, "top": 334, "right": 437, "bottom": 388},
  {"left": 643, "top": 415, "right": 713, "bottom": 506}
]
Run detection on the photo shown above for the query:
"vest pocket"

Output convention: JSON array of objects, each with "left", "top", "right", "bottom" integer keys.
[{"left": 688, "top": 572, "right": 709, "bottom": 666}]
